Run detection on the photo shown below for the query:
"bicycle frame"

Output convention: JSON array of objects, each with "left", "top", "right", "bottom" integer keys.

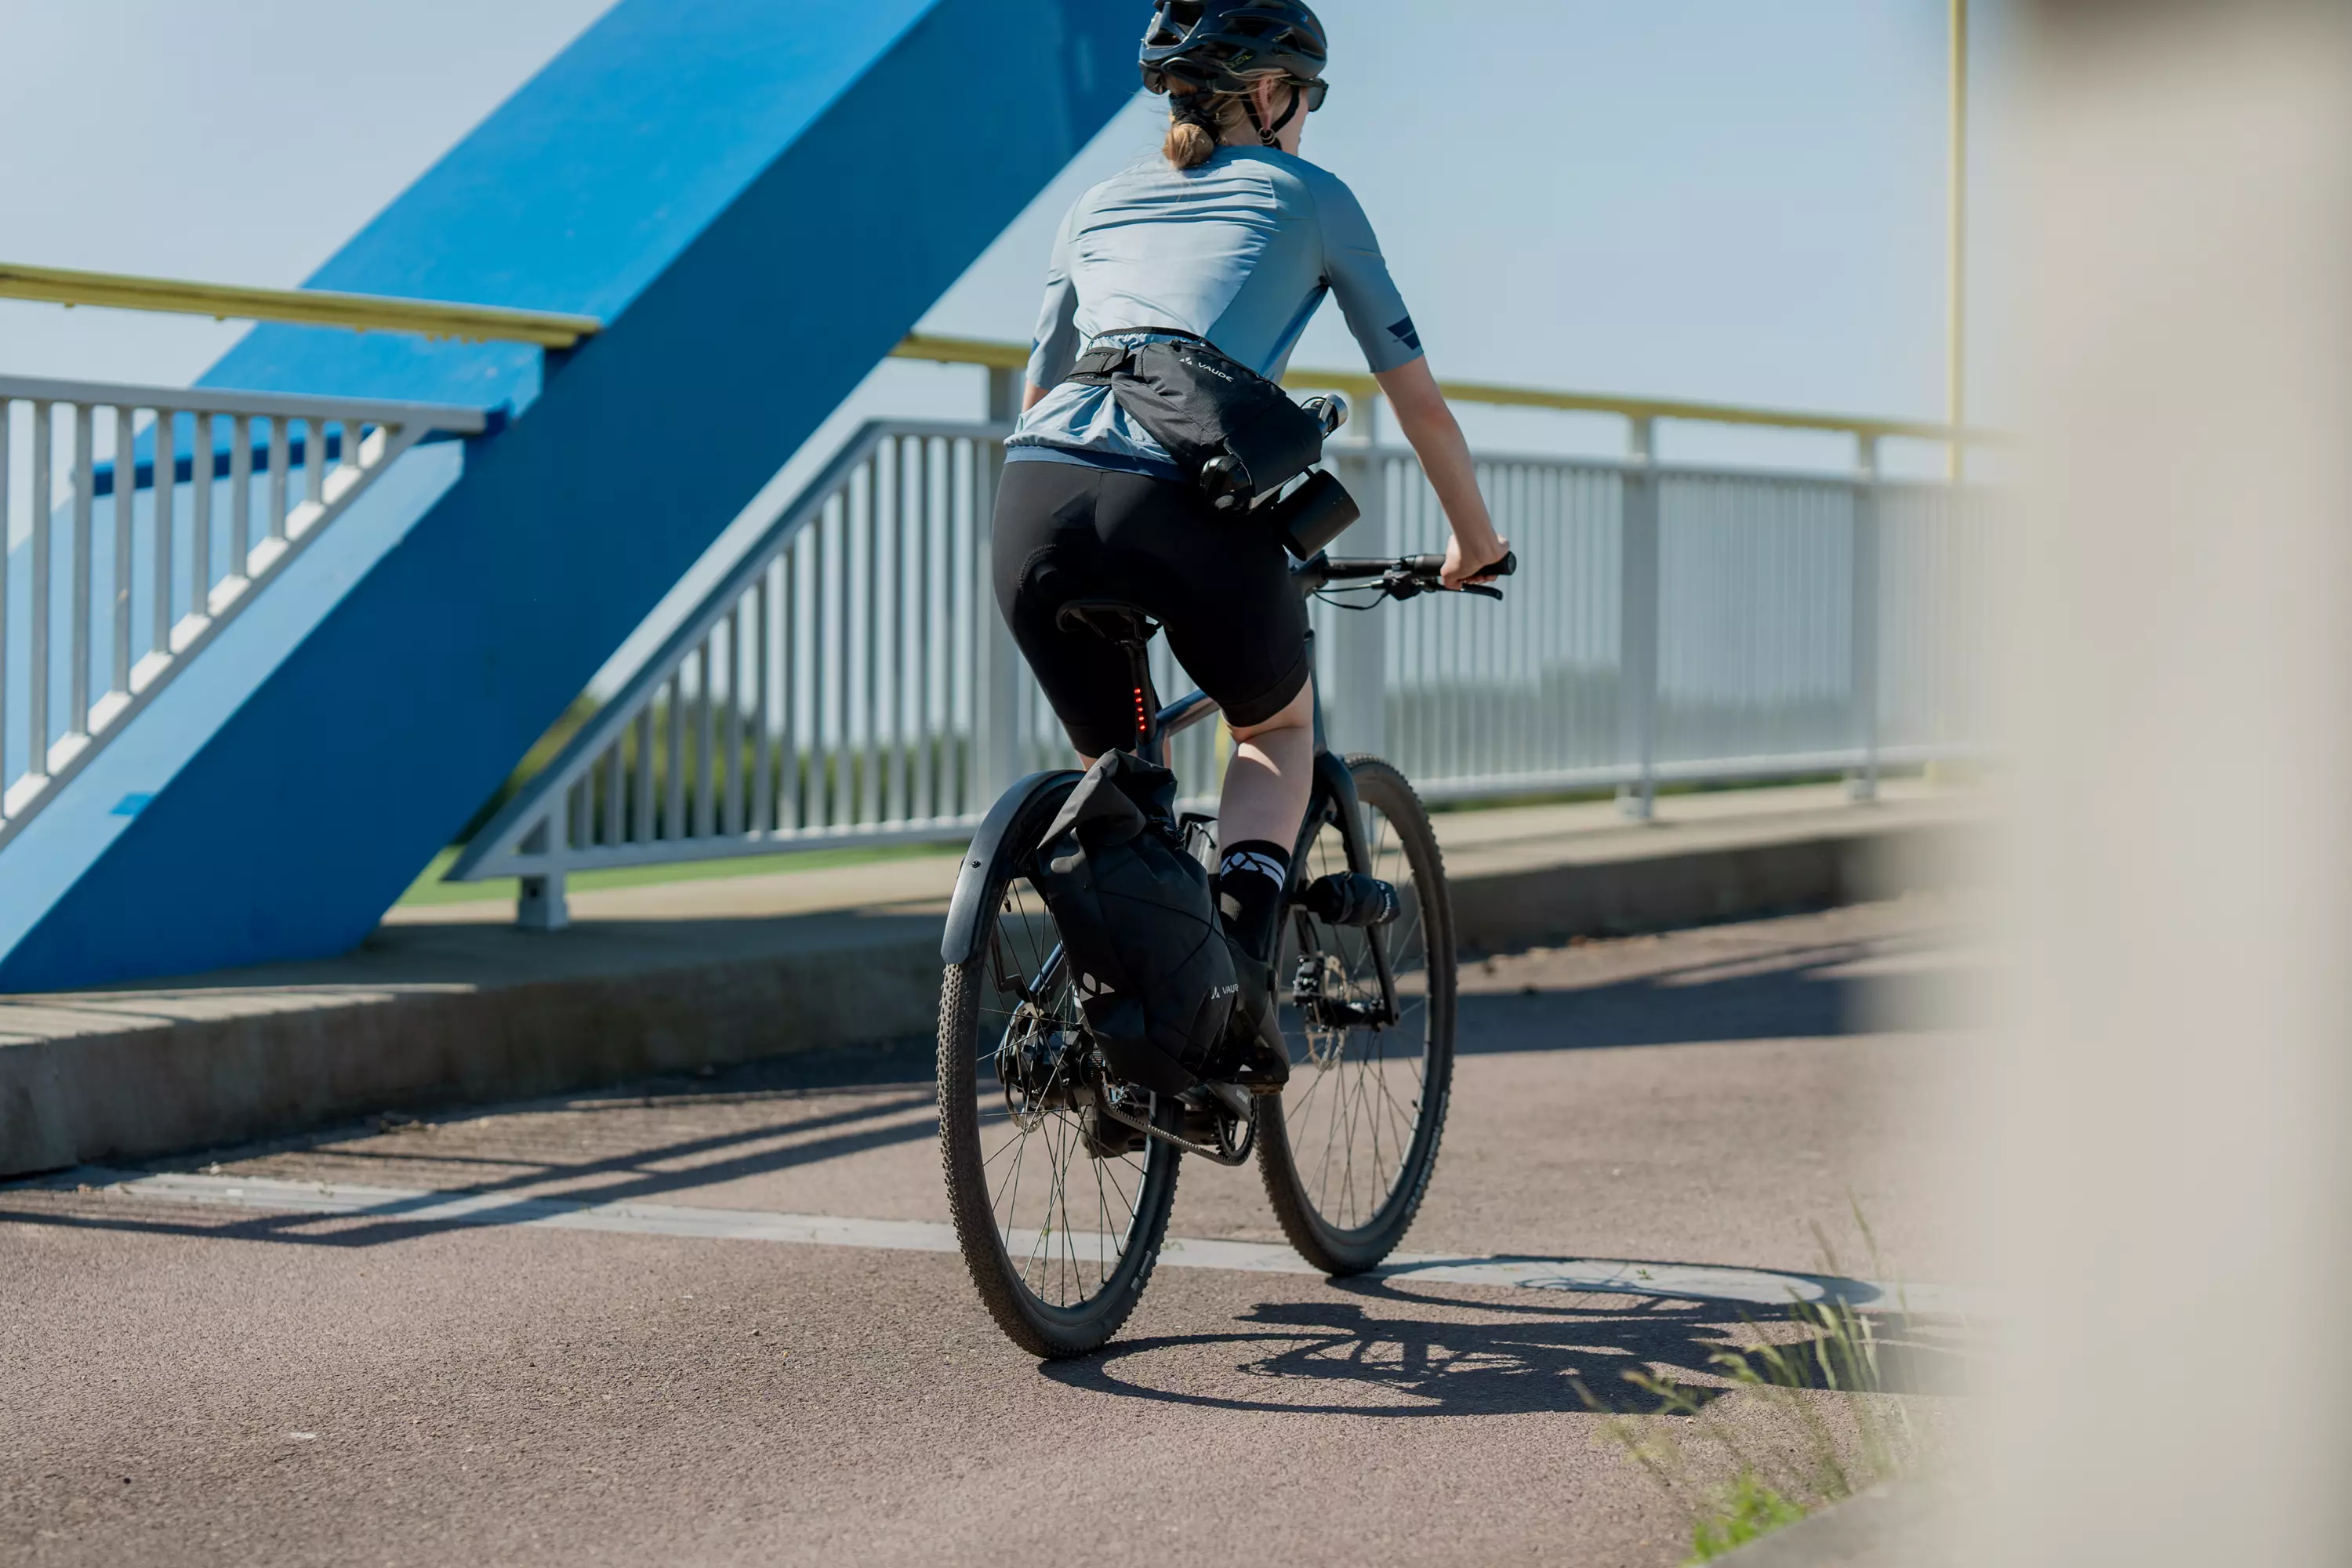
[{"left": 1145, "top": 629, "right": 1403, "bottom": 1029}]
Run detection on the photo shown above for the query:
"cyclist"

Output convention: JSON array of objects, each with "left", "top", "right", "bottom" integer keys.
[{"left": 995, "top": 0, "right": 1508, "bottom": 1088}]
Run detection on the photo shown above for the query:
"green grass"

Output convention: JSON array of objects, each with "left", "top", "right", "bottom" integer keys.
[
  {"left": 1689, "top": 1475, "right": 1809, "bottom": 1562},
  {"left": 1578, "top": 1209, "right": 1936, "bottom": 1566},
  {"left": 397, "top": 838, "right": 965, "bottom": 907}
]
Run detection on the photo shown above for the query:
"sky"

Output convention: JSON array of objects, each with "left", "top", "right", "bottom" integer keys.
[{"left": 0, "top": 0, "right": 2009, "bottom": 484}]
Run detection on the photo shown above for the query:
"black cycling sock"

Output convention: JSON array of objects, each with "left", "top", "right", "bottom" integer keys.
[{"left": 1215, "top": 840, "right": 1293, "bottom": 964}]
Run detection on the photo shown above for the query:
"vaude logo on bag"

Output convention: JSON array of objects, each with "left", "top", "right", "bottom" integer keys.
[{"left": 1029, "top": 753, "right": 1237, "bottom": 1096}]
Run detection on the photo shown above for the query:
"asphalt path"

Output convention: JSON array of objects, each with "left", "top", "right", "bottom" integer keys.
[{"left": 0, "top": 901, "right": 1982, "bottom": 1567}]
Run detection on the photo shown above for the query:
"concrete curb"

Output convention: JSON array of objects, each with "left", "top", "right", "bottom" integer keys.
[
  {"left": 1447, "top": 815, "right": 1971, "bottom": 954},
  {"left": 0, "top": 805, "right": 1976, "bottom": 1178},
  {"left": 1715, "top": 1479, "right": 1963, "bottom": 1566}
]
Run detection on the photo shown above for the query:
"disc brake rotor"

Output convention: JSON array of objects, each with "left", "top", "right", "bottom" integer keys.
[{"left": 1300, "top": 950, "right": 1368, "bottom": 1068}]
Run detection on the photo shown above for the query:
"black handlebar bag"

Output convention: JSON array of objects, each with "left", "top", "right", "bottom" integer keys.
[
  {"left": 1030, "top": 752, "right": 1236, "bottom": 1096},
  {"left": 1065, "top": 332, "right": 1328, "bottom": 507}
]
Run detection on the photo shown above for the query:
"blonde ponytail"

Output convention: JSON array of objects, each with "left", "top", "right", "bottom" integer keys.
[
  {"left": 1163, "top": 72, "right": 1298, "bottom": 169},
  {"left": 1163, "top": 85, "right": 1240, "bottom": 170},
  {"left": 1163, "top": 118, "right": 1220, "bottom": 170}
]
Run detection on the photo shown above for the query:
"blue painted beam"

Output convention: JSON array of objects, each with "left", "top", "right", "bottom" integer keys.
[{"left": 0, "top": 0, "right": 1136, "bottom": 989}]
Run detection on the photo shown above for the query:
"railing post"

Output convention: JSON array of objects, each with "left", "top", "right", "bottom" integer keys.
[
  {"left": 1618, "top": 416, "right": 1661, "bottom": 819},
  {"left": 0, "top": 399, "right": 9, "bottom": 803},
  {"left": 976, "top": 443, "right": 1023, "bottom": 798},
  {"left": 1848, "top": 433, "right": 1883, "bottom": 803},
  {"left": 985, "top": 366, "right": 1022, "bottom": 426},
  {"left": 27, "top": 401, "right": 51, "bottom": 780},
  {"left": 1325, "top": 442, "right": 1388, "bottom": 758},
  {"left": 70, "top": 403, "right": 93, "bottom": 739},
  {"left": 517, "top": 873, "right": 570, "bottom": 931},
  {"left": 514, "top": 818, "right": 571, "bottom": 931}
]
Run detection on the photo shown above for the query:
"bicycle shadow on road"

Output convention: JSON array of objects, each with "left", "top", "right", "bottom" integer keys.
[{"left": 1042, "top": 1281, "right": 1970, "bottom": 1419}]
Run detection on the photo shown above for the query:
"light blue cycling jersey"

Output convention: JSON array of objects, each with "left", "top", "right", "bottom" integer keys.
[{"left": 1010, "top": 146, "right": 1424, "bottom": 480}]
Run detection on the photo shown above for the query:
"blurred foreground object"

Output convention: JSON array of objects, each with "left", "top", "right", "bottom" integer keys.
[{"left": 1994, "top": 0, "right": 2352, "bottom": 1561}]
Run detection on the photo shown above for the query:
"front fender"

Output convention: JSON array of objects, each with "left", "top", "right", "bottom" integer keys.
[{"left": 939, "top": 770, "right": 1083, "bottom": 964}]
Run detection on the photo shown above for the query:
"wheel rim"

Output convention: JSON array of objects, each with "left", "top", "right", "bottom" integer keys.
[
  {"left": 971, "top": 868, "right": 1169, "bottom": 1317},
  {"left": 1274, "top": 796, "right": 1436, "bottom": 1239}
]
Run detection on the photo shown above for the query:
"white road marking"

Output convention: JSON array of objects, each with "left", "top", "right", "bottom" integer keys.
[{"left": 32, "top": 1167, "right": 1985, "bottom": 1316}]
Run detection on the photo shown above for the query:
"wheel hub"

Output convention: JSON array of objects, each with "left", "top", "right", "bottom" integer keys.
[
  {"left": 996, "top": 1007, "right": 1078, "bottom": 1127},
  {"left": 1294, "top": 950, "right": 1376, "bottom": 1068}
]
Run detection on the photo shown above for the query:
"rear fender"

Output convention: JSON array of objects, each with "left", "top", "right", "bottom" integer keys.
[{"left": 939, "top": 770, "right": 1083, "bottom": 964}]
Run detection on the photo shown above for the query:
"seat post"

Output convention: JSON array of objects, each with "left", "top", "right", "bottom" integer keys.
[
  {"left": 1117, "top": 635, "right": 1157, "bottom": 757},
  {"left": 1053, "top": 599, "right": 1163, "bottom": 757}
]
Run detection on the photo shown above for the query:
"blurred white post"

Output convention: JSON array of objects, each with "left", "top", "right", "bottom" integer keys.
[
  {"left": 1617, "top": 416, "right": 1660, "bottom": 819},
  {"left": 1992, "top": 4, "right": 2352, "bottom": 1563}
]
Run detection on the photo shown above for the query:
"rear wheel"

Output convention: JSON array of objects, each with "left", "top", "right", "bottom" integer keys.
[
  {"left": 1256, "top": 756, "right": 1457, "bottom": 1275},
  {"left": 937, "top": 780, "right": 1182, "bottom": 1359}
]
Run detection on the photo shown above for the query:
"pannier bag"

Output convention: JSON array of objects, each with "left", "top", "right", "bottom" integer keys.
[
  {"left": 1066, "top": 330, "right": 1330, "bottom": 512},
  {"left": 1030, "top": 752, "right": 1238, "bottom": 1096}
]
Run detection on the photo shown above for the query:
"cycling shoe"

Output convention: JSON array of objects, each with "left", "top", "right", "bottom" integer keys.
[
  {"left": 1200, "top": 1024, "right": 1289, "bottom": 1094},
  {"left": 1202, "top": 945, "right": 1290, "bottom": 1093},
  {"left": 1300, "top": 872, "right": 1400, "bottom": 928}
]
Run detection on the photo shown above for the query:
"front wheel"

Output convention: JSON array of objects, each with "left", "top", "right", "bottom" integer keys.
[
  {"left": 937, "top": 779, "right": 1182, "bottom": 1359},
  {"left": 1257, "top": 756, "right": 1457, "bottom": 1275}
]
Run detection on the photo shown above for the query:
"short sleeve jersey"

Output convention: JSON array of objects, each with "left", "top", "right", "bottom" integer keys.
[{"left": 1010, "top": 147, "right": 1424, "bottom": 478}]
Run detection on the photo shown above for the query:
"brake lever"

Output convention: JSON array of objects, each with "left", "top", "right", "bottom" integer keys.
[{"left": 1460, "top": 583, "right": 1504, "bottom": 601}]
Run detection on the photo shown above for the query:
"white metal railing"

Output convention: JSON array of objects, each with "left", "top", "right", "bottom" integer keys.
[
  {"left": 0, "top": 376, "right": 489, "bottom": 848},
  {"left": 1370, "top": 436, "right": 1998, "bottom": 808},
  {"left": 450, "top": 419, "right": 1229, "bottom": 926},
  {"left": 453, "top": 418, "right": 1995, "bottom": 927}
]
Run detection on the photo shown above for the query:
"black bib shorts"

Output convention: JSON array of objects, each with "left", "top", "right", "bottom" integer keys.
[{"left": 992, "top": 457, "right": 1312, "bottom": 758}]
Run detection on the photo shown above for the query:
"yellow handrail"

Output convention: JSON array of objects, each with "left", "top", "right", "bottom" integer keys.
[
  {"left": 0, "top": 261, "right": 602, "bottom": 349},
  {"left": 892, "top": 331, "right": 2005, "bottom": 445},
  {"left": 0, "top": 267, "right": 1995, "bottom": 443}
]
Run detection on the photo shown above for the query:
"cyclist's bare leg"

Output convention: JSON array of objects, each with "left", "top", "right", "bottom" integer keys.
[
  {"left": 1073, "top": 680, "right": 1315, "bottom": 851},
  {"left": 1218, "top": 678, "right": 1315, "bottom": 852}
]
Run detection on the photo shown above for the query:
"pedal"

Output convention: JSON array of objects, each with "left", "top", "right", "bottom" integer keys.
[{"left": 1300, "top": 872, "right": 1400, "bottom": 927}]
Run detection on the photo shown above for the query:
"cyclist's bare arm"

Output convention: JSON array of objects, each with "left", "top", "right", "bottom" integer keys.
[
  {"left": 1024, "top": 381, "right": 1051, "bottom": 413},
  {"left": 1375, "top": 358, "right": 1508, "bottom": 590}
]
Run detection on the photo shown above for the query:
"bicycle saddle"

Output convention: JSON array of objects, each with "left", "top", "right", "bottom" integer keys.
[{"left": 1054, "top": 598, "right": 1161, "bottom": 647}]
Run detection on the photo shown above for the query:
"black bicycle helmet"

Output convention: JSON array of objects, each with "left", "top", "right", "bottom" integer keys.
[{"left": 1140, "top": 0, "right": 1330, "bottom": 97}]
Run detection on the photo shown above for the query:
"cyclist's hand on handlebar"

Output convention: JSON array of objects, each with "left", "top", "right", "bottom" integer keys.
[{"left": 1442, "top": 530, "right": 1512, "bottom": 592}]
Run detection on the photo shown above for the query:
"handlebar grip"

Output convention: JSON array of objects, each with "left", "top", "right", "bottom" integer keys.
[{"left": 1396, "top": 550, "right": 1515, "bottom": 581}]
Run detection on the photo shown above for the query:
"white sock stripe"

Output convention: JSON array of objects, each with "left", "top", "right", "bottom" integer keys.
[{"left": 1218, "top": 850, "right": 1287, "bottom": 884}]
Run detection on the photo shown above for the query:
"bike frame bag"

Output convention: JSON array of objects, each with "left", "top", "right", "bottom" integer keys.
[
  {"left": 1030, "top": 751, "right": 1237, "bottom": 1096},
  {"left": 1065, "top": 330, "right": 1329, "bottom": 510}
]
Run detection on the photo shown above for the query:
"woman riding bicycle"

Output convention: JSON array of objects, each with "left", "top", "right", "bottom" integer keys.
[{"left": 996, "top": 0, "right": 1508, "bottom": 1090}]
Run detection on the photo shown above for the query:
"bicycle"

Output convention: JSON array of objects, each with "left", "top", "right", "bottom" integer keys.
[{"left": 935, "top": 547, "right": 1512, "bottom": 1359}]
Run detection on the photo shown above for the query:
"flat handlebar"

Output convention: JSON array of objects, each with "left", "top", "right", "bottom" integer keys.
[{"left": 1295, "top": 549, "right": 1518, "bottom": 601}]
